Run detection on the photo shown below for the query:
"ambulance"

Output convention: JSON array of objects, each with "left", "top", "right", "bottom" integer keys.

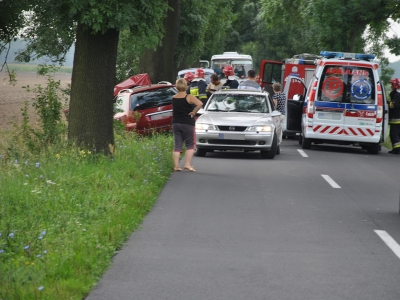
[{"left": 283, "top": 51, "right": 388, "bottom": 154}]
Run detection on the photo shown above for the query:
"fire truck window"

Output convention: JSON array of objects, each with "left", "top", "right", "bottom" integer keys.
[
  {"left": 263, "top": 63, "right": 281, "bottom": 84},
  {"left": 317, "top": 66, "right": 375, "bottom": 104}
]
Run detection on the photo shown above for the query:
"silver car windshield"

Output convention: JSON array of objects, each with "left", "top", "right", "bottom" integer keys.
[{"left": 207, "top": 94, "right": 269, "bottom": 113}]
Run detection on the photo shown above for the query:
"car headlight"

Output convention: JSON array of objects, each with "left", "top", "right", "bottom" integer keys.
[
  {"left": 196, "top": 123, "right": 218, "bottom": 130},
  {"left": 245, "top": 125, "right": 273, "bottom": 132}
]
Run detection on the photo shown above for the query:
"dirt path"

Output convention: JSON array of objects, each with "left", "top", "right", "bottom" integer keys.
[{"left": 0, "top": 71, "right": 71, "bottom": 130}]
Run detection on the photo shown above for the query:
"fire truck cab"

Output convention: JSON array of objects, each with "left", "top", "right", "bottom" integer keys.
[{"left": 284, "top": 51, "right": 388, "bottom": 154}]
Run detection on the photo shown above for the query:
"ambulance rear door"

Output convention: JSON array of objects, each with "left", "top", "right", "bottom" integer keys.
[
  {"left": 259, "top": 60, "right": 282, "bottom": 96},
  {"left": 283, "top": 75, "right": 307, "bottom": 134},
  {"left": 341, "top": 67, "right": 378, "bottom": 140}
]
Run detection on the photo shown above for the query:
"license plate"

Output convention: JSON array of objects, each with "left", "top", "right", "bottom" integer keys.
[
  {"left": 150, "top": 112, "right": 172, "bottom": 120},
  {"left": 219, "top": 133, "right": 245, "bottom": 140}
]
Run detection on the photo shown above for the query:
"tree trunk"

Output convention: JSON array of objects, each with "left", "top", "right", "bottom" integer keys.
[
  {"left": 68, "top": 22, "right": 119, "bottom": 155},
  {"left": 139, "top": 0, "right": 180, "bottom": 83}
]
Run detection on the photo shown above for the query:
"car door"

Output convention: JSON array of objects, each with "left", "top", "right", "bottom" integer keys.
[
  {"left": 283, "top": 75, "right": 307, "bottom": 134},
  {"left": 132, "top": 87, "right": 177, "bottom": 133},
  {"left": 340, "top": 67, "right": 377, "bottom": 138}
]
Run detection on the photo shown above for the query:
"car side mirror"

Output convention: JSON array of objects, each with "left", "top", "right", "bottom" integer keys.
[{"left": 270, "top": 111, "right": 281, "bottom": 117}]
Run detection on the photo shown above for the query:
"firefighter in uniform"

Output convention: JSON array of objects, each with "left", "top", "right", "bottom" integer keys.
[
  {"left": 184, "top": 72, "right": 195, "bottom": 85},
  {"left": 187, "top": 68, "right": 208, "bottom": 107},
  {"left": 388, "top": 78, "right": 400, "bottom": 155},
  {"left": 222, "top": 65, "right": 239, "bottom": 89}
]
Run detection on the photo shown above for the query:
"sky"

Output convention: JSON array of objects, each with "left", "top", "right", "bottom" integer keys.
[{"left": 385, "top": 20, "right": 400, "bottom": 63}]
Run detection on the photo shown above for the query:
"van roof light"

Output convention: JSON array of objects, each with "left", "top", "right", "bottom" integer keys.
[{"left": 320, "top": 51, "right": 375, "bottom": 60}]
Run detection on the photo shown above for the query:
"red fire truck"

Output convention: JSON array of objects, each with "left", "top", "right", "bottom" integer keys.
[{"left": 258, "top": 53, "right": 320, "bottom": 98}]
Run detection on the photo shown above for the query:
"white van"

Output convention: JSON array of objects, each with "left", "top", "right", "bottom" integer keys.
[{"left": 283, "top": 51, "right": 388, "bottom": 154}]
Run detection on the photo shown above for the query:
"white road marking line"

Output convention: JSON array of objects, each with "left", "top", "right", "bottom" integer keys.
[
  {"left": 321, "top": 174, "right": 341, "bottom": 188},
  {"left": 297, "top": 149, "right": 308, "bottom": 157},
  {"left": 374, "top": 230, "right": 400, "bottom": 259}
]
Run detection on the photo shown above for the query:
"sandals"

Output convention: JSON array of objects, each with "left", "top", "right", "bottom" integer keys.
[
  {"left": 184, "top": 166, "right": 196, "bottom": 172},
  {"left": 173, "top": 167, "right": 182, "bottom": 172}
]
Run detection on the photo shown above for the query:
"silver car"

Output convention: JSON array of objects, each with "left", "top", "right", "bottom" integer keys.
[{"left": 195, "top": 89, "right": 282, "bottom": 159}]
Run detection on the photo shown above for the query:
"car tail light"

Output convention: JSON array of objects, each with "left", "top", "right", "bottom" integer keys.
[
  {"left": 376, "top": 84, "right": 383, "bottom": 123},
  {"left": 307, "top": 80, "right": 318, "bottom": 119}
]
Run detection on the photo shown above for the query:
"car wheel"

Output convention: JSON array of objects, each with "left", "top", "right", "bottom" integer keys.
[
  {"left": 194, "top": 147, "right": 207, "bottom": 157},
  {"left": 367, "top": 143, "right": 380, "bottom": 154},
  {"left": 301, "top": 134, "right": 312, "bottom": 149},
  {"left": 260, "top": 133, "right": 277, "bottom": 159}
]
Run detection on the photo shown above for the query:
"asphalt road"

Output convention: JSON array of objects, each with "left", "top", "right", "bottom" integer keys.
[{"left": 86, "top": 139, "right": 400, "bottom": 300}]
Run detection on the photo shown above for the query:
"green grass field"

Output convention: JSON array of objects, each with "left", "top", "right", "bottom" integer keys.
[{"left": 0, "top": 130, "right": 174, "bottom": 299}]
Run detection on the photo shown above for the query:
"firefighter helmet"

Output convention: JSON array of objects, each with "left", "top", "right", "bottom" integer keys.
[
  {"left": 195, "top": 68, "right": 205, "bottom": 78},
  {"left": 390, "top": 78, "right": 400, "bottom": 89},
  {"left": 223, "top": 65, "right": 234, "bottom": 76},
  {"left": 184, "top": 72, "right": 195, "bottom": 83}
]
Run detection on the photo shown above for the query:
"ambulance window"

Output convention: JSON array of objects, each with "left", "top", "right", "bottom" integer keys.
[{"left": 317, "top": 66, "right": 375, "bottom": 104}]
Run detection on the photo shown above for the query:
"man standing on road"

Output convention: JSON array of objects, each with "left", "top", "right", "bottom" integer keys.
[
  {"left": 388, "top": 78, "right": 400, "bottom": 155},
  {"left": 237, "top": 69, "right": 261, "bottom": 90}
]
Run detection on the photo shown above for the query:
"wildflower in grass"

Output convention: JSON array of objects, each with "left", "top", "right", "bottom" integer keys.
[
  {"left": 41, "top": 230, "right": 46, "bottom": 235},
  {"left": 55, "top": 154, "right": 60, "bottom": 159},
  {"left": 39, "top": 175, "right": 43, "bottom": 179},
  {"left": 38, "top": 286, "right": 44, "bottom": 291},
  {"left": 37, "top": 254, "right": 41, "bottom": 258},
  {"left": 25, "top": 174, "right": 29, "bottom": 178},
  {"left": 24, "top": 245, "right": 29, "bottom": 250},
  {"left": 0, "top": 232, "right": 1, "bottom": 236},
  {"left": 9, "top": 233, "right": 14, "bottom": 238},
  {"left": 25, "top": 261, "right": 30, "bottom": 265},
  {"left": 46, "top": 180, "right": 56, "bottom": 185},
  {"left": 38, "top": 236, "right": 43, "bottom": 240},
  {"left": 36, "top": 162, "right": 40, "bottom": 168},
  {"left": 25, "top": 160, "right": 29, "bottom": 165},
  {"left": 0, "top": 155, "right": 2, "bottom": 158},
  {"left": 51, "top": 171, "right": 54, "bottom": 174},
  {"left": 143, "top": 180, "right": 147, "bottom": 184},
  {"left": 15, "top": 159, "right": 18, "bottom": 163},
  {"left": 43, "top": 250, "right": 47, "bottom": 254},
  {"left": 0, "top": 250, "right": 4, "bottom": 254}
]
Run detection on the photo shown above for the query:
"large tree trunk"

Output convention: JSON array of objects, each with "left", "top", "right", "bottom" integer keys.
[
  {"left": 139, "top": 0, "right": 180, "bottom": 83},
  {"left": 68, "top": 22, "right": 119, "bottom": 155}
]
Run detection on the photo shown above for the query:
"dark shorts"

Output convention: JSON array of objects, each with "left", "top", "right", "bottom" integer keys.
[{"left": 172, "top": 123, "right": 196, "bottom": 152}]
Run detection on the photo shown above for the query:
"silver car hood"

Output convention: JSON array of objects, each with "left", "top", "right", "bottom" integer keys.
[{"left": 198, "top": 112, "right": 272, "bottom": 126}]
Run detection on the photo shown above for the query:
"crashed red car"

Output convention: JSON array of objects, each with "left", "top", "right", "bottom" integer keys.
[{"left": 113, "top": 79, "right": 178, "bottom": 134}]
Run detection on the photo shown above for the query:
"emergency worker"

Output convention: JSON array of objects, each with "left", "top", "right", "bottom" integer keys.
[
  {"left": 187, "top": 68, "right": 208, "bottom": 106},
  {"left": 222, "top": 65, "right": 239, "bottom": 89},
  {"left": 184, "top": 72, "right": 195, "bottom": 85},
  {"left": 388, "top": 78, "right": 400, "bottom": 154}
]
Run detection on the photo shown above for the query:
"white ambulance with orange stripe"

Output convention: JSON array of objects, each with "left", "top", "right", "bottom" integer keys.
[{"left": 283, "top": 51, "right": 388, "bottom": 154}]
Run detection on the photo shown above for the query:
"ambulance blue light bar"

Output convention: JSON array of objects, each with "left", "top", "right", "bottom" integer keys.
[{"left": 320, "top": 51, "right": 375, "bottom": 60}]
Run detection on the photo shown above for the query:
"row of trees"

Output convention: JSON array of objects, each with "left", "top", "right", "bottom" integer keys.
[{"left": 1, "top": 0, "right": 400, "bottom": 154}]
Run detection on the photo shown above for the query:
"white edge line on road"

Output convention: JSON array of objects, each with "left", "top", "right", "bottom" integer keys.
[
  {"left": 374, "top": 230, "right": 400, "bottom": 259},
  {"left": 297, "top": 149, "right": 308, "bottom": 157},
  {"left": 321, "top": 174, "right": 341, "bottom": 188}
]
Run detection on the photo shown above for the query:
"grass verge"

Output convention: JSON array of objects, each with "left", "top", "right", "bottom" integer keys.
[{"left": 0, "top": 131, "right": 173, "bottom": 299}]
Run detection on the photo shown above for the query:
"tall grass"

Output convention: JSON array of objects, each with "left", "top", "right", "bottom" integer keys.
[{"left": 0, "top": 131, "right": 174, "bottom": 299}]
